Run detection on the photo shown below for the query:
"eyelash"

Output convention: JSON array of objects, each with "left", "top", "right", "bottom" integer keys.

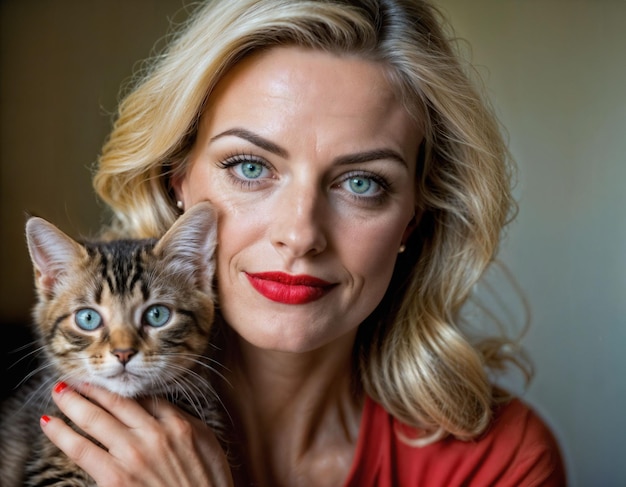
[
  {"left": 216, "top": 153, "right": 273, "bottom": 189},
  {"left": 334, "top": 171, "right": 391, "bottom": 206},
  {"left": 216, "top": 153, "right": 393, "bottom": 205}
]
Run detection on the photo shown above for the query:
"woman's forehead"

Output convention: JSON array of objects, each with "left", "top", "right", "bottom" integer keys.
[
  {"left": 198, "top": 46, "right": 422, "bottom": 154},
  {"left": 207, "top": 47, "right": 399, "bottom": 111}
]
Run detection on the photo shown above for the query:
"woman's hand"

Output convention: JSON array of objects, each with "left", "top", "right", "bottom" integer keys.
[{"left": 41, "top": 382, "right": 233, "bottom": 487}]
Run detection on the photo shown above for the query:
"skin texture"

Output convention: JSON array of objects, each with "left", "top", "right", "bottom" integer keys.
[
  {"left": 178, "top": 47, "right": 419, "bottom": 353},
  {"left": 42, "top": 46, "right": 421, "bottom": 486}
]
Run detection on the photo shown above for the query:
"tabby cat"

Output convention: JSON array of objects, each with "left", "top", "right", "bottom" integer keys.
[{"left": 0, "top": 202, "right": 222, "bottom": 486}]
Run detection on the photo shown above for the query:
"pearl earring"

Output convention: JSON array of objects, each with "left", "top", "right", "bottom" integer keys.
[
  {"left": 176, "top": 200, "right": 184, "bottom": 210},
  {"left": 398, "top": 244, "right": 406, "bottom": 254}
]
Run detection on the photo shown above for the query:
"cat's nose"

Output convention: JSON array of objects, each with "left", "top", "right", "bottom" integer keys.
[{"left": 112, "top": 348, "right": 137, "bottom": 365}]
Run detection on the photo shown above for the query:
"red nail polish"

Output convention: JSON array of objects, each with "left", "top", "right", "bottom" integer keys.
[
  {"left": 41, "top": 415, "right": 50, "bottom": 425},
  {"left": 54, "top": 382, "right": 68, "bottom": 394}
]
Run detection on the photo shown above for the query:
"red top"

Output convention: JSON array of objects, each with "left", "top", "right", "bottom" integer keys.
[{"left": 344, "top": 397, "right": 566, "bottom": 486}]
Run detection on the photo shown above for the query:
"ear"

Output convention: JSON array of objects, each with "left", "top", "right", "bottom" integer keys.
[
  {"left": 25, "top": 217, "right": 85, "bottom": 297},
  {"left": 170, "top": 173, "right": 185, "bottom": 207},
  {"left": 154, "top": 201, "right": 218, "bottom": 295},
  {"left": 401, "top": 208, "right": 422, "bottom": 245}
]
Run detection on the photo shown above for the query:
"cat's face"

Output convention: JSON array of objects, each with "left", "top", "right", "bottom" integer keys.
[{"left": 26, "top": 203, "right": 217, "bottom": 397}]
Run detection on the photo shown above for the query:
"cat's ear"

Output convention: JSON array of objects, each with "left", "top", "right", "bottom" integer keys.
[
  {"left": 154, "top": 201, "right": 218, "bottom": 294},
  {"left": 25, "top": 217, "right": 85, "bottom": 297}
]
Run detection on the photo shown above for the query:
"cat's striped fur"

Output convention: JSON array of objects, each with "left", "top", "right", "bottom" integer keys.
[{"left": 0, "top": 202, "right": 222, "bottom": 486}]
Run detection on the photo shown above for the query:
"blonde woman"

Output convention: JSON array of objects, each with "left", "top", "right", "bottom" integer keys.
[{"left": 41, "top": 0, "right": 566, "bottom": 485}]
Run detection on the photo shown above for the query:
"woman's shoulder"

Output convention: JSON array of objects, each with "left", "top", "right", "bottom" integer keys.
[{"left": 344, "top": 395, "right": 567, "bottom": 487}]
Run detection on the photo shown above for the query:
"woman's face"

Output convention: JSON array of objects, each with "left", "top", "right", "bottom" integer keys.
[{"left": 175, "top": 47, "right": 421, "bottom": 353}]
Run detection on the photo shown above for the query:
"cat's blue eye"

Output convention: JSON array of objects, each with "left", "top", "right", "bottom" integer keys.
[
  {"left": 75, "top": 308, "right": 102, "bottom": 331},
  {"left": 143, "top": 305, "right": 171, "bottom": 328}
]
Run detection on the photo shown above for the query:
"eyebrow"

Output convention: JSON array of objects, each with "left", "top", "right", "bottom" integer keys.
[
  {"left": 334, "top": 149, "right": 408, "bottom": 168},
  {"left": 210, "top": 127, "right": 408, "bottom": 168},
  {"left": 210, "top": 128, "right": 288, "bottom": 158}
]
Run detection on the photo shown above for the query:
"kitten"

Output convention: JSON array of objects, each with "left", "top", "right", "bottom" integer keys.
[{"left": 0, "top": 202, "right": 221, "bottom": 486}]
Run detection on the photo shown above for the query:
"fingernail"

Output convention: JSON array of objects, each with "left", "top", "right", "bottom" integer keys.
[
  {"left": 54, "top": 381, "right": 68, "bottom": 394},
  {"left": 41, "top": 415, "right": 51, "bottom": 425}
]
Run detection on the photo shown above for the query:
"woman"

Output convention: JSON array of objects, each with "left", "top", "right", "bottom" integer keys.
[{"left": 41, "top": 0, "right": 566, "bottom": 485}]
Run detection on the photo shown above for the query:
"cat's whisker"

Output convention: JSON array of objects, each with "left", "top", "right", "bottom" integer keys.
[
  {"left": 18, "top": 360, "right": 59, "bottom": 389},
  {"left": 162, "top": 363, "right": 233, "bottom": 427},
  {"left": 6, "top": 342, "right": 46, "bottom": 370},
  {"left": 13, "top": 371, "right": 59, "bottom": 418},
  {"left": 151, "top": 372, "right": 214, "bottom": 424},
  {"left": 11, "top": 341, "right": 36, "bottom": 353},
  {"left": 188, "top": 353, "right": 230, "bottom": 373},
  {"left": 162, "top": 351, "right": 231, "bottom": 386},
  {"left": 170, "top": 379, "right": 208, "bottom": 422}
]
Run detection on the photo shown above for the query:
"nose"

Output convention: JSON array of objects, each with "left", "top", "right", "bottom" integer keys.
[
  {"left": 111, "top": 348, "right": 137, "bottom": 365},
  {"left": 269, "top": 183, "right": 327, "bottom": 259}
]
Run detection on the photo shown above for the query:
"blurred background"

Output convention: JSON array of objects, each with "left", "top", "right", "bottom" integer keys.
[{"left": 1, "top": 1, "right": 624, "bottom": 485}]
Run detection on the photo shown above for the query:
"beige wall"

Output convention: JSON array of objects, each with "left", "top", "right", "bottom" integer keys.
[
  {"left": 433, "top": 0, "right": 626, "bottom": 485},
  {"left": 2, "top": 1, "right": 624, "bottom": 485}
]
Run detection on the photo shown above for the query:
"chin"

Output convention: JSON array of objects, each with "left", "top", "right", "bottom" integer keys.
[
  {"left": 241, "top": 326, "right": 356, "bottom": 355},
  {"left": 94, "top": 376, "right": 145, "bottom": 397}
]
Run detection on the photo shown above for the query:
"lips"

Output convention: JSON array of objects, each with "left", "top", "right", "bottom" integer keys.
[{"left": 245, "top": 272, "right": 335, "bottom": 304}]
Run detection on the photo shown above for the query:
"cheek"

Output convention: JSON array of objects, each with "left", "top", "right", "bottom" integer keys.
[
  {"left": 341, "top": 217, "right": 405, "bottom": 290},
  {"left": 359, "top": 243, "right": 398, "bottom": 288},
  {"left": 180, "top": 163, "right": 212, "bottom": 203},
  {"left": 213, "top": 205, "right": 268, "bottom": 280}
]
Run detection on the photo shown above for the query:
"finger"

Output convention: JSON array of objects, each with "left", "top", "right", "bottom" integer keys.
[
  {"left": 39, "top": 414, "right": 121, "bottom": 484},
  {"left": 73, "top": 382, "right": 158, "bottom": 430},
  {"left": 133, "top": 401, "right": 234, "bottom": 487},
  {"left": 138, "top": 394, "right": 191, "bottom": 420},
  {"left": 51, "top": 382, "right": 137, "bottom": 446}
]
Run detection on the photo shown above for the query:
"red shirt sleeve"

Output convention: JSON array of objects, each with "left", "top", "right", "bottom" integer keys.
[{"left": 344, "top": 396, "right": 567, "bottom": 487}]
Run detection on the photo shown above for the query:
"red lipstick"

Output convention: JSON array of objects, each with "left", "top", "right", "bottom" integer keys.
[{"left": 246, "top": 272, "right": 335, "bottom": 305}]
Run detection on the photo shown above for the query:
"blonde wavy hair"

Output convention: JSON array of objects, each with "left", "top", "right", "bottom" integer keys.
[{"left": 94, "top": 0, "right": 529, "bottom": 443}]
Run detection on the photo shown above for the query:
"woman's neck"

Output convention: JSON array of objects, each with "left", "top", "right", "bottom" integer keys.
[{"left": 216, "top": 327, "right": 363, "bottom": 487}]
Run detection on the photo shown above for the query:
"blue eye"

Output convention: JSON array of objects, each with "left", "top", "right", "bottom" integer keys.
[
  {"left": 342, "top": 175, "right": 383, "bottom": 197},
  {"left": 217, "top": 155, "right": 274, "bottom": 189},
  {"left": 238, "top": 161, "right": 265, "bottom": 179},
  {"left": 347, "top": 177, "right": 373, "bottom": 194},
  {"left": 143, "top": 305, "right": 171, "bottom": 328},
  {"left": 75, "top": 308, "right": 102, "bottom": 331}
]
